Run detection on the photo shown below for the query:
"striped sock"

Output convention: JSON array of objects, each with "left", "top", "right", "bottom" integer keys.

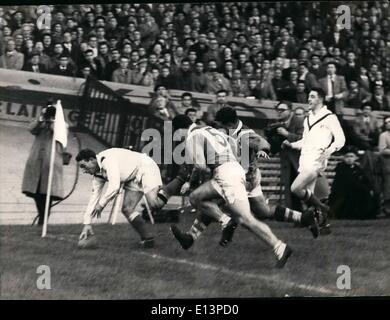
[
  {"left": 189, "top": 219, "right": 207, "bottom": 240},
  {"left": 274, "top": 206, "right": 301, "bottom": 223}
]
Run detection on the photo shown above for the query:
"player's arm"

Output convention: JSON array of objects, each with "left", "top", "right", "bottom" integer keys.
[
  {"left": 324, "top": 115, "right": 346, "bottom": 155},
  {"left": 185, "top": 133, "right": 208, "bottom": 172},
  {"left": 83, "top": 176, "right": 105, "bottom": 225},
  {"left": 97, "top": 156, "right": 121, "bottom": 210}
]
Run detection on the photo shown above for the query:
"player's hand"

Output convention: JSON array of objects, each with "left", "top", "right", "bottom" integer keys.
[
  {"left": 256, "top": 150, "right": 269, "bottom": 159},
  {"left": 281, "top": 140, "right": 292, "bottom": 149},
  {"left": 79, "top": 224, "right": 94, "bottom": 240},
  {"left": 180, "top": 182, "right": 191, "bottom": 195},
  {"left": 91, "top": 204, "right": 103, "bottom": 219},
  {"left": 276, "top": 127, "right": 289, "bottom": 137}
]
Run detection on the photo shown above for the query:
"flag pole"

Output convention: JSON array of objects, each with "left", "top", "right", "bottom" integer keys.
[{"left": 41, "top": 116, "right": 57, "bottom": 237}]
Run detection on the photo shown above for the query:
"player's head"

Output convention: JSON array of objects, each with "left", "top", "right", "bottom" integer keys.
[
  {"left": 172, "top": 114, "right": 193, "bottom": 132},
  {"left": 343, "top": 145, "right": 358, "bottom": 166},
  {"left": 76, "top": 148, "right": 99, "bottom": 175},
  {"left": 308, "top": 87, "right": 325, "bottom": 110},
  {"left": 215, "top": 106, "right": 238, "bottom": 130}
]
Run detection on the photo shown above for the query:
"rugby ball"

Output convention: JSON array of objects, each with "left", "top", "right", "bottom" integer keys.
[{"left": 77, "top": 234, "right": 98, "bottom": 249}]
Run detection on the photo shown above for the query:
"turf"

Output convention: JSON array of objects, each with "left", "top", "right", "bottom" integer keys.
[{"left": 1, "top": 214, "right": 389, "bottom": 299}]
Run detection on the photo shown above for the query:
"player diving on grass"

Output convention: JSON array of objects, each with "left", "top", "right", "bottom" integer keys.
[
  {"left": 169, "top": 114, "right": 293, "bottom": 268},
  {"left": 170, "top": 107, "right": 320, "bottom": 251},
  {"left": 282, "top": 87, "right": 345, "bottom": 233},
  {"left": 76, "top": 147, "right": 182, "bottom": 248}
]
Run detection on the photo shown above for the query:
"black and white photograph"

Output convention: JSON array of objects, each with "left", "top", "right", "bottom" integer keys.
[{"left": 0, "top": 1, "right": 390, "bottom": 303}]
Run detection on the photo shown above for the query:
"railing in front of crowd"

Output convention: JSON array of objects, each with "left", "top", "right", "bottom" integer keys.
[{"left": 76, "top": 76, "right": 175, "bottom": 182}]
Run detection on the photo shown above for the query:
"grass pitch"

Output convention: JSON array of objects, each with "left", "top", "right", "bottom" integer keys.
[{"left": 1, "top": 214, "right": 389, "bottom": 299}]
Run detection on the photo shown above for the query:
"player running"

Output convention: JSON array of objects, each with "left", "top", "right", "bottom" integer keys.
[
  {"left": 171, "top": 107, "right": 319, "bottom": 250},
  {"left": 283, "top": 87, "right": 345, "bottom": 232},
  {"left": 170, "top": 114, "right": 293, "bottom": 268},
  {"left": 76, "top": 147, "right": 174, "bottom": 248}
]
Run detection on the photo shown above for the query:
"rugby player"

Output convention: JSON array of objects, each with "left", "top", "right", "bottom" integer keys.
[
  {"left": 170, "top": 115, "right": 293, "bottom": 268},
  {"left": 171, "top": 107, "right": 319, "bottom": 250},
  {"left": 76, "top": 147, "right": 173, "bottom": 248},
  {"left": 283, "top": 87, "right": 345, "bottom": 232}
]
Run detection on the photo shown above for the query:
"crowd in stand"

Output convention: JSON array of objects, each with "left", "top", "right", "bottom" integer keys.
[{"left": 1, "top": 2, "right": 390, "bottom": 218}]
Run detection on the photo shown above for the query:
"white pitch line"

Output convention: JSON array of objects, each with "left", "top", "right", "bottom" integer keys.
[
  {"left": 133, "top": 251, "right": 339, "bottom": 296},
  {"left": 46, "top": 234, "right": 339, "bottom": 296}
]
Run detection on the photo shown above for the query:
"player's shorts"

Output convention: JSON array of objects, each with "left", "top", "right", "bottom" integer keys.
[
  {"left": 124, "top": 154, "right": 163, "bottom": 194},
  {"left": 245, "top": 168, "right": 264, "bottom": 199},
  {"left": 298, "top": 152, "right": 328, "bottom": 175},
  {"left": 210, "top": 161, "right": 248, "bottom": 205}
]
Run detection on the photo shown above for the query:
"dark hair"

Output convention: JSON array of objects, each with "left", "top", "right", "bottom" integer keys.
[
  {"left": 181, "top": 92, "right": 192, "bottom": 99},
  {"left": 309, "top": 87, "right": 326, "bottom": 100},
  {"left": 276, "top": 100, "right": 293, "bottom": 110},
  {"left": 216, "top": 89, "right": 227, "bottom": 95},
  {"left": 84, "top": 49, "right": 94, "bottom": 55},
  {"left": 215, "top": 106, "right": 238, "bottom": 124},
  {"left": 154, "top": 84, "right": 166, "bottom": 92},
  {"left": 76, "top": 148, "right": 96, "bottom": 162},
  {"left": 382, "top": 116, "right": 390, "bottom": 131},
  {"left": 185, "top": 108, "right": 197, "bottom": 115},
  {"left": 343, "top": 145, "right": 358, "bottom": 156},
  {"left": 172, "top": 114, "right": 193, "bottom": 131},
  {"left": 361, "top": 102, "right": 373, "bottom": 110}
]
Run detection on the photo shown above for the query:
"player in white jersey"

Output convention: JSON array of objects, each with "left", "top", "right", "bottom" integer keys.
[
  {"left": 171, "top": 107, "right": 319, "bottom": 250},
  {"left": 283, "top": 87, "right": 345, "bottom": 229},
  {"left": 170, "top": 115, "right": 293, "bottom": 268},
  {"left": 76, "top": 148, "right": 168, "bottom": 248}
]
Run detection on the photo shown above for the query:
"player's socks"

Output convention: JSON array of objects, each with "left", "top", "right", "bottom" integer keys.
[
  {"left": 304, "top": 190, "right": 329, "bottom": 212},
  {"left": 189, "top": 218, "right": 208, "bottom": 240},
  {"left": 129, "top": 213, "right": 152, "bottom": 240},
  {"left": 273, "top": 240, "right": 286, "bottom": 259},
  {"left": 187, "top": 214, "right": 215, "bottom": 240},
  {"left": 274, "top": 205, "right": 302, "bottom": 223},
  {"left": 218, "top": 214, "right": 231, "bottom": 228},
  {"left": 274, "top": 241, "right": 293, "bottom": 268}
]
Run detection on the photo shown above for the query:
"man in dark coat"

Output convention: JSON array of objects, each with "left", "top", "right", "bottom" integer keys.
[
  {"left": 329, "top": 146, "right": 379, "bottom": 219},
  {"left": 265, "top": 101, "right": 304, "bottom": 211},
  {"left": 22, "top": 103, "right": 66, "bottom": 226}
]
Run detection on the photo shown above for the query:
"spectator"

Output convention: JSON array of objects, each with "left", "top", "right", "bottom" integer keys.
[
  {"left": 265, "top": 101, "right": 304, "bottom": 211},
  {"left": 131, "top": 58, "right": 153, "bottom": 86},
  {"left": 50, "top": 54, "right": 75, "bottom": 77},
  {"left": 104, "top": 48, "right": 120, "bottom": 81},
  {"left": 173, "top": 58, "right": 193, "bottom": 91},
  {"left": 22, "top": 103, "right": 67, "bottom": 226},
  {"left": 345, "top": 79, "right": 371, "bottom": 109},
  {"left": 378, "top": 116, "right": 390, "bottom": 216},
  {"left": 155, "top": 65, "right": 175, "bottom": 90},
  {"left": 244, "top": 78, "right": 263, "bottom": 99},
  {"left": 22, "top": 51, "right": 48, "bottom": 73},
  {"left": 351, "top": 103, "right": 380, "bottom": 150},
  {"left": 230, "top": 69, "right": 248, "bottom": 97},
  {"left": 329, "top": 146, "right": 379, "bottom": 220},
  {"left": 179, "top": 92, "right": 200, "bottom": 113},
  {"left": 111, "top": 56, "right": 132, "bottom": 84},
  {"left": 294, "top": 80, "right": 308, "bottom": 103},
  {"left": 203, "top": 89, "right": 230, "bottom": 125},
  {"left": 205, "top": 68, "right": 232, "bottom": 95},
  {"left": 82, "top": 49, "right": 104, "bottom": 79},
  {"left": 148, "top": 85, "right": 178, "bottom": 120},
  {"left": 309, "top": 54, "right": 326, "bottom": 79},
  {"left": 0, "top": 39, "right": 24, "bottom": 70},
  {"left": 191, "top": 60, "right": 208, "bottom": 93},
  {"left": 370, "top": 84, "right": 390, "bottom": 111},
  {"left": 185, "top": 107, "right": 200, "bottom": 123},
  {"left": 318, "top": 61, "right": 348, "bottom": 114},
  {"left": 271, "top": 68, "right": 288, "bottom": 100},
  {"left": 298, "top": 61, "right": 318, "bottom": 92}
]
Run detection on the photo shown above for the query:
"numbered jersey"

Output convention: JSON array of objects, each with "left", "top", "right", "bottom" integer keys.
[{"left": 185, "top": 124, "right": 237, "bottom": 170}]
